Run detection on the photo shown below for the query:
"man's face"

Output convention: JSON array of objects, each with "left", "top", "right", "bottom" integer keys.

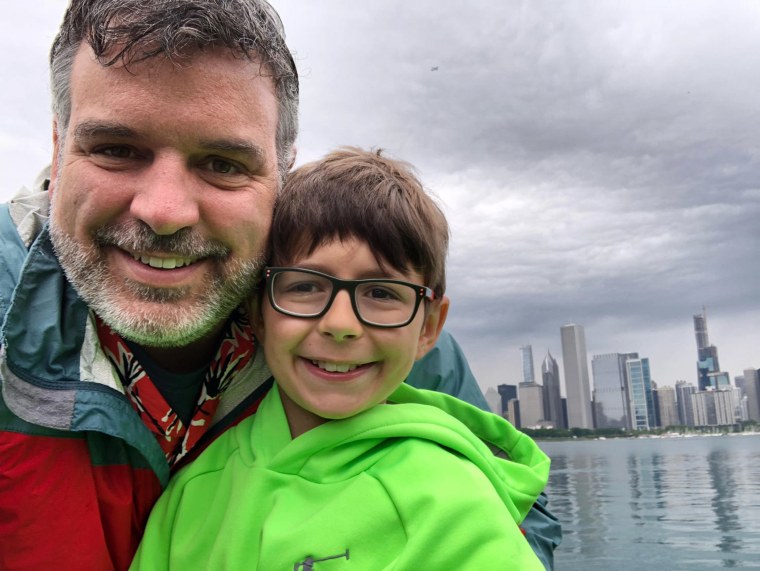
[{"left": 49, "top": 45, "right": 280, "bottom": 348}]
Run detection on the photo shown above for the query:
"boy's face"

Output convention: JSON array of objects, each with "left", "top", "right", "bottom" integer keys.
[{"left": 260, "top": 237, "right": 447, "bottom": 436}]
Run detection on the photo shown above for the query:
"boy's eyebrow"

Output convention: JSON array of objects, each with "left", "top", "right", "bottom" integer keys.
[{"left": 291, "top": 262, "right": 409, "bottom": 281}]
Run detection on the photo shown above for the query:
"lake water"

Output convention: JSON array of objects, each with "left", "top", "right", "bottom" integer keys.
[{"left": 538, "top": 434, "right": 760, "bottom": 570}]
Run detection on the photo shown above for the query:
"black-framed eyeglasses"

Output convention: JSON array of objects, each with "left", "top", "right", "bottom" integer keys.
[{"left": 264, "top": 267, "right": 435, "bottom": 328}]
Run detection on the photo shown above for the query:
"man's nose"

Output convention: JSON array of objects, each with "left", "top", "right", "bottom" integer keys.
[
  {"left": 129, "top": 157, "right": 200, "bottom": 235},
  {"left": 318, "top": 290, "right": 363, "bottom": 342}
]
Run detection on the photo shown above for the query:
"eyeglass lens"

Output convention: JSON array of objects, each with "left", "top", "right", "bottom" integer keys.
[{"left": 270, "top": 270, "right": 419, "bottom": 326}]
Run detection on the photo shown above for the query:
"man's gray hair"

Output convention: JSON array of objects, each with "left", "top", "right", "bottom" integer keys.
[{"left": 50, "top": 0, "right": 299, "bottom": 180}]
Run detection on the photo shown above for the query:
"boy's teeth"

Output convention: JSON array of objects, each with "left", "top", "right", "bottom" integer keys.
[
  {"left": 132, "top": 254, "right": 195, "bottom": 269},
  {"left": 312, "top": 360, "right": 358, "bottom": 373}
]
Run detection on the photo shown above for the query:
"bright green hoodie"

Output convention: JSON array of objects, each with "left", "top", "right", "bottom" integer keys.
[{"left": 132, "top": 383, "right": 550, "bottom": 570}]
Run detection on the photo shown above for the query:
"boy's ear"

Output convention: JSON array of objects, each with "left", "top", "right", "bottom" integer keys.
[{"left": 415, "top": 295, "right": 450, "bottom": 360}]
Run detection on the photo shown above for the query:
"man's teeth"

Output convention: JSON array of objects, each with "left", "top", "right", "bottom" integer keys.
[
  {"left": 132, "top": 254, "right": 196, "bottom": 269},
  {"left": 312, "top": 360, "right": 359, "bottom": 373}
]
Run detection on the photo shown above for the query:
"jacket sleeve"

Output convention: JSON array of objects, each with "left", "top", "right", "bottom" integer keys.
[
  {"left": 406, "top": 329, "right": 490, "bottom": 410},
  {"left": 522, "top": 492, "right": 562, "bottom": 570},
  {"left": 376, "top": 439, "right": 546, "bottom": 570},
  {"left": 404, "top": 330, "right": 562, "bottom": 570}
]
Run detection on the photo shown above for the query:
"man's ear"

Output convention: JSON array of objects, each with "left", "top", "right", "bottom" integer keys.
[{"left": 415, "top": 295, "right": 450, "bottom": 360}]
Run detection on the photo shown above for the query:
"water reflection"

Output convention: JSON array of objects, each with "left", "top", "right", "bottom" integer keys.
[
  {"left": 707, "top": 449, "right": 742, "bottom": 566},
  {"left": 650, "top": 453, "right": 667, "bottom": 511},
  {"left": 539, "top": 435, "right": 760, "bottom": 571},
  {"left": 627, "top": 453, "right": 642, "bottom": 526}
]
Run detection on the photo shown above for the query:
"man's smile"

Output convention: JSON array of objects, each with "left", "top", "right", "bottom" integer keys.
[{"left": 129, "top": 252, "right": 200, "bottom": 270}]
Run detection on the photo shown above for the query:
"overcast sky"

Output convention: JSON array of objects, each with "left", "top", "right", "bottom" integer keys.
[{"left": 1, "top": 0, "right": 758, "bottom": 395}]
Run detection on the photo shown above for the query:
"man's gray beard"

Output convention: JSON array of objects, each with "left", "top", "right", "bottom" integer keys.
[{"left": 49, "top": 217, "right": 263, "bottom": 348}]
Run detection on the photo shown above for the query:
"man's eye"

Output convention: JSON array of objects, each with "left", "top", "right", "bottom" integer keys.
[
  {"left": 207, "top": 158, "right": 241, "bottom": 175},
  {"left": 96, "top": 146, "right": 134, "bottom": 158}
]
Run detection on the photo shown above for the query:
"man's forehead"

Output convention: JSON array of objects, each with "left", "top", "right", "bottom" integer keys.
[
  {"left": 65, "top": 44, "right": 280, "bottom": 158},
  {"left": 68, "top": 42, "right": 279, "bottom": 118},
  {"left": 74, "top": 39, "right": 270, "bottom": 77}
]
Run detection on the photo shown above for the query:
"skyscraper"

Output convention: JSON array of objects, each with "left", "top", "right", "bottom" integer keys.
[
  {"left": 561, "top": 324, "right": 593, "bottom": 429},
  {"left": 693, "top": 389, "right": 740, "bottom": 426},
  {"left": 591, "top": 353, "right": 635, "bottom": 429},
  {"left": 518, "top": 382, "right": 545, "bottom": 428},
  {"left": 499, "top": 383, "right": 520, "bottom": 426},
  {"left": 675, "top": 381, "right": 696, "bottom": 426},
  {"left": 542, "top": 350, "right": 565, "bottom": 429},
  {"left": 520, "top": 345, "right": 536, "bottom": 384},
  {"left": 744, "top": 368, "right": 760, "bottom": 422},
  {"left": 497, "top": 384, "right": 518, "bottom": 418},
  {"left": 484, "top": 386, "right": 502, "bottom": 416},
  {"left": 626, "top": 357, "right": 654, "bottom": 430},
  {"left": 654, "top": 386, "right": 679, "bottom": 427},
  {"left": 693, "top": 308, "right": 727, "bottom": 391},
  {"left": 693, "top": 310, "right": 709, "bottom": 350}
]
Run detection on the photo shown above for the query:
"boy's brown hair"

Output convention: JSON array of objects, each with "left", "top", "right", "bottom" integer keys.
[{"left": 269, "top": 147, "right": 449, "bottom": 298}]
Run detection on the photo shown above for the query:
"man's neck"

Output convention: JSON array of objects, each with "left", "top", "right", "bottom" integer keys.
[{"left": 139, "top": 324, "right": 225, "bottom": 373}]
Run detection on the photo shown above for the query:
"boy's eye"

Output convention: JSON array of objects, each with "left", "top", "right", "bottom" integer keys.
[
  {"left": 367, "top": 286, "right": 401, "bottom": 301},
  {"left": 359, "top": 283, "right": 410, "bottom": 304},
  {"left": 282, "top": 281, "right": 326, "bottom": 295},
  {"left": 291, "top": 282, "right": 317, "bottom": 293}
]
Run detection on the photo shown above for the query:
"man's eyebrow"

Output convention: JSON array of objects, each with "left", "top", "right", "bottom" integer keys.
[
  {"left": 73, "top": 121, "right": 137, "bottom": 141},
  {"left": 201, "top": 139, "right": 267, "bottom": 163},
  {"left": 71, "top": 123, "right": 267, "bottom": 162}
]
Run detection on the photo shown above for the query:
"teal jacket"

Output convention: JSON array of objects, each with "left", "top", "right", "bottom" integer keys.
[{"left": 132, "top": 383, "right": 550, "bottom": 570}]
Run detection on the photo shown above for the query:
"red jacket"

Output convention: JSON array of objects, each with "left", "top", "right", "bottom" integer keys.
[{"left": 0, "top": 195, "right": 277, "bottom": 570}]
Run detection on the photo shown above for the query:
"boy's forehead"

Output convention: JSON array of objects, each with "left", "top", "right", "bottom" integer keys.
[{"left": 285, "top": 236, "right": 424, "bottom": 282}]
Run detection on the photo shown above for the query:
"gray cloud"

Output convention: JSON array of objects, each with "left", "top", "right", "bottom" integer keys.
[
  {"left": 275, "top": 0, "right": 760, "bottom": 388},
  {"left": 1, "top": 0, "right": 757, "bottom": 391}
]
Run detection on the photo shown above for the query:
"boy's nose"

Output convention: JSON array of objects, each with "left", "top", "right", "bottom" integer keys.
[{"left": 318, "top": 290, "right": 363, "bottom": 342}]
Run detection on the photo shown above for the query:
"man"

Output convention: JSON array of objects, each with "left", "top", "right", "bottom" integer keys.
[{"left": 0, "top": 1, "right": 559, "bottom": 569}]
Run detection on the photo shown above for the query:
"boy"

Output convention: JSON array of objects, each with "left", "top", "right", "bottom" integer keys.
[{"left": 132, "top": 148, "right": 549, "bottom": 570}]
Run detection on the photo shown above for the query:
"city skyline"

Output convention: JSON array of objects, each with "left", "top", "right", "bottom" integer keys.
[
  {"left": 1, "top": 1, "right": 757, "bottom": 393},
  {"left": 506, "top": 305, "right": 751, "bottom": 395},
  {"left": 492, "top": 308, "right": 758, "bottom": 430},
  {"left": 490, "top": 336, "right": 756, "bottom": 430},
  {"left": 504, "top": 305, "right": 752, "bottom": 396}
]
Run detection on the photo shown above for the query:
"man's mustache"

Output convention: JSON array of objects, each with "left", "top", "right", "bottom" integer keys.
[{"left": 93, "top": 222, "right": 231, "bottom": 259}]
